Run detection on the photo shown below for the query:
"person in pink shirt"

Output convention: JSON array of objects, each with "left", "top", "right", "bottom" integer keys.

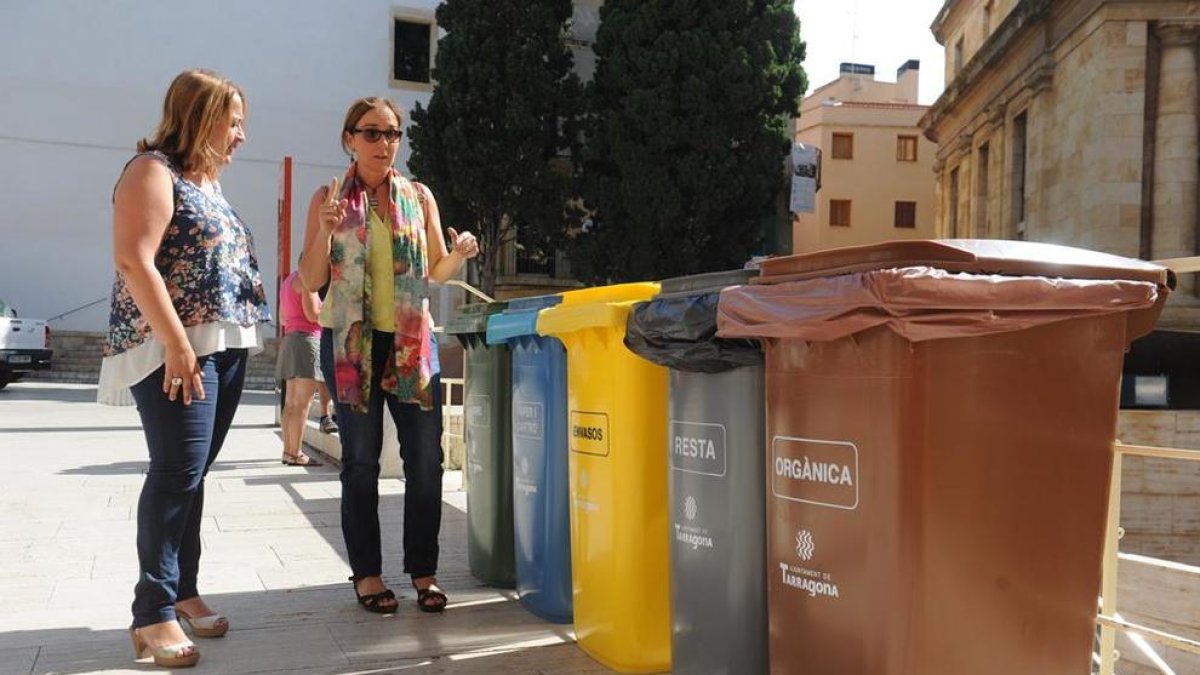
[{"left": 276, "top": 261, "right": 334, "bottom": 465}]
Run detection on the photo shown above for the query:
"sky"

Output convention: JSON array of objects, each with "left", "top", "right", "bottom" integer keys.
[{"left": 793, "top": 0, "right": 948, "bottom": 105}]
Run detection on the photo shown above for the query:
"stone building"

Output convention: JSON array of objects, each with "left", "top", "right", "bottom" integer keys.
[
  {"left": 919, "top": 0, "right": 1200, "bottom": 329},
  {"left": 922, "top": 8, "right": 1200, "bottom": 670}
]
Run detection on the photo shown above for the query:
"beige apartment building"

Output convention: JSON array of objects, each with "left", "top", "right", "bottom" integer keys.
[
  {"left": 920, "top": 0, "right": 1200, "bottom": 327},
  {"left": 792, "top": 61, "right": 938, "bottom": 253}
]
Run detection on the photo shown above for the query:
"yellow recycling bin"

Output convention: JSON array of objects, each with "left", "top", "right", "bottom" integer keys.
[{"left": 537, "top": 282, "right": 670, "bottom": 674}]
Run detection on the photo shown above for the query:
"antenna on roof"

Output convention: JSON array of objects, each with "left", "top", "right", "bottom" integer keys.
[
  {"left": 850, "top": 0, "right": 860, "bottom": 64},
  {"left": 849, "top": 0, "right": 861, "bottom": 89}
]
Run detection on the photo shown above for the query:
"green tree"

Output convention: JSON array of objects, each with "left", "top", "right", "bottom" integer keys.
[
  {"left": 573, "top": 0, "right": 806, "bottom": 283},
  {"left": 409, "top": 0, "right": 582, "bottom": 297}
]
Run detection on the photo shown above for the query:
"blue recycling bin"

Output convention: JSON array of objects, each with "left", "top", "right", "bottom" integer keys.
[{"left": 486, "top": 294, "right": 573, "bottom": 623}]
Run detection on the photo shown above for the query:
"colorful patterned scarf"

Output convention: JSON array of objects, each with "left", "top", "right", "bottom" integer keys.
[{"left": 326, "top": 164, "right": 434, "bottom": 412}]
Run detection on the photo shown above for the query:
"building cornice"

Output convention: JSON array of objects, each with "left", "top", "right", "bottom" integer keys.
[
  {"left": 920, "top": 0, "right": 1054, "bottom": 141},
  {"left": 1022, "top": 53, "right": 1056, "bottom": 94},
  {"left": 931, "top": 0, "right": 958, "bottom": 43},
  {"left": 1157, "top": 20, "right": 1200, "bottom": 46},
  {"left": 833, "top": 101, "right": 931, "bottom": 111}
]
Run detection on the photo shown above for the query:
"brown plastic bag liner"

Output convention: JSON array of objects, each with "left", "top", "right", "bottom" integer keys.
[{"left": 717, "top": 266, "right": 1161, "bottom": 343}]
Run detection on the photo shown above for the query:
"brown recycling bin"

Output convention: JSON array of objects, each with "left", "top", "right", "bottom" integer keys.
[{"left": 717, "top": 240, "right": 1169, "bottom": 675}]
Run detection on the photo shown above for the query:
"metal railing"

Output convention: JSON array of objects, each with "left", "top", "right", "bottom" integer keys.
[
  {"left": 443, "top": 279, "right": 494, "bottom": 303},
  {"left": 1097, "top": 442, "right": 1200, "bottom": 674},
  {"left": 440, "top": 376, "right": 465, "bottom": 471},
  {"left": 45, "top": 297, "right": 107, "bottom": 323},
  {"left": 434, "top": 277, "right": 487, "bottom": 457},
  {"left": 515, "top": 251, "right": 555, "bottom": 276},
  {"left": 441, "top": 377, "right": 463, "bottom": 413}
]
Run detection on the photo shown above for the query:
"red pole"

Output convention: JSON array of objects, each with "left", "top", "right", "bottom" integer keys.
[{"left": 276, "top": 155, "right": 293, "bottom": 339}]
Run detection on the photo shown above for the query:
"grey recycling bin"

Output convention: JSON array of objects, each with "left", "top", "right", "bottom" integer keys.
[{"left": 624, "top": 269, "right": 766, "bottom": 675}]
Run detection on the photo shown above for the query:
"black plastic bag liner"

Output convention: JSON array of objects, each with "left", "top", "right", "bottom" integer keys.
[{"left": 625, "top": 269, "right": 763, "bottom": 373}]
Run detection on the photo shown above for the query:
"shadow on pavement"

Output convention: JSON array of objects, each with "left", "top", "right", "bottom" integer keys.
[
  {"left": 3, "top": 423, "right": 276, "bottom": 435},
  {"left": 0, "top": 383, "right": 103, "bottom": 403},
  {"left": 0, "top": 384, "right": 278, "bottom": 406},
  {"left": 0, "top": 384, "right": 612, "bottom": 673},
  {"left": 58, "top": 458, "right": 287, "bottom": 476},
  {"left": 0, "top": 583, "right": 598, "bottom": 674}
]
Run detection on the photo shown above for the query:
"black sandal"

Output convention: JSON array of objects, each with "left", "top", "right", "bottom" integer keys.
[
  {"left": 350, "top": 576, "right": 398, "bottom": 614},
  {"left": 412, "top": 579, "right": 447, "bottom": 613}
]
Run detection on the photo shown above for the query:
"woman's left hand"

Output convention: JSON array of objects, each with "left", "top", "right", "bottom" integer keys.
[{"left": 447, "top": 228, "right": 479, "bottom": 259}]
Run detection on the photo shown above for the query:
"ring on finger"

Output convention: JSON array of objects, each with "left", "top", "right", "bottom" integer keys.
[{"left": 170, "top": 377, "right": 183, "bottom": 388}]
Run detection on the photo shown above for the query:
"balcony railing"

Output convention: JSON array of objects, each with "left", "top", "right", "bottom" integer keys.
[
  {"left": 1097, "top": 442, "right": 1200, "bottom": 673},
  {"left": 498, "top": 241, "right": 573, "bottom": 280},
  {"left": 516, "top": 251, "right": 555, "bottom": 276}
]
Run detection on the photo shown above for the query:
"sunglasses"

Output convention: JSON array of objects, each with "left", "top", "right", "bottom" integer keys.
[{"left": 352, "top": 127, "right": 403, "bottom": 143}]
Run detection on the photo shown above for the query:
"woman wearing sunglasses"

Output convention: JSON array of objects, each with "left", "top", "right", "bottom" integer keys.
[{"left": 300, "top": 97, "right": 479, "bottom": 614}]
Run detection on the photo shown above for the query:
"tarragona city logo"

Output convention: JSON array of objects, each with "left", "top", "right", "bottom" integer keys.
[
  {"left": 795, "top": 529, "right": 815, "bottom": 561},
  {"left": 684, "top": 495, "right": 697, "bottom": 521}
]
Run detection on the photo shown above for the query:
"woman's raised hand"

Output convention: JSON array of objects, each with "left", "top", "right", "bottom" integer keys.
[
  {"left": 319, "top": 178, "right": 348, "bottom": 232},
  {"left": 447, "top": 227, "right": 479, "bottom": 259}
]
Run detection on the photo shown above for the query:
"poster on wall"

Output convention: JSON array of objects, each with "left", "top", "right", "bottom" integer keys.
[{"left": 791, "top": 143, "right": 820, "bottom": 214}]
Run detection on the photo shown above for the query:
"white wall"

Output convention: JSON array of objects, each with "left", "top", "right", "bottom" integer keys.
[{"left": 0, "top": 0, "right": 446, "bottom": 330}]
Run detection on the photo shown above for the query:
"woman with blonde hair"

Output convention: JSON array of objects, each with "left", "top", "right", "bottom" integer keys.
[
  {"left": 99, "top": 69, "right": 270, "bottom": 667},
  {"left": 301, "top": 97, "right": 478, "bottom": 614}
]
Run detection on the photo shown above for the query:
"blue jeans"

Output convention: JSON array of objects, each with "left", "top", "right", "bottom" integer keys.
[
  {"left": 321, "top": 328, "right": 444, "bottom": 580},
  {"left": 129, "top": 349, "right": 248, "bottom": 627}
]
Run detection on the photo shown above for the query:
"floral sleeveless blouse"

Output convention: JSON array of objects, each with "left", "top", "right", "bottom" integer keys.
[{"left": 104, "top": 151, "right": 271, "bottom": 357}]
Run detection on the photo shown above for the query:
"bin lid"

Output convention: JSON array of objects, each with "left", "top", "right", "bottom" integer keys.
[
  {"left": 556, "top": 282, "right": 661, "bottom": 306},
  {"left": 719, "top": 240, "right": 1170, "bottom": 344},
  {"left": 537, "top": 282, "right": 660, "bottom": 336},
  {"left": 757, "top": 239, "right": 1171, "bottom": 286},
  {"left": 444, "top": 301, "right": 509, "bottom": 336},
  {"left": 659, "top": 268, "right": 759, "bottom": 296},
  {"left": 485, "top": 294, "right": 562, "bottom": 344},
  {"left": 506, "top": 294, "right": 564, "bottom": 312}
]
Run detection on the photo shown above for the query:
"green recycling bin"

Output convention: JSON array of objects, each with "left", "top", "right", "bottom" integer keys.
[{"left": 447, "top": 301, "right": 515, "bottom": 587}]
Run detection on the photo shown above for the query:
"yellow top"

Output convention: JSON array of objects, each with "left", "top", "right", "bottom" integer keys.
[
  {"left": 319, "top": 207, "right": 395, "bottom": 332},
  {"left": 368, "top": 208, "right": 395, "bottom": 332}
]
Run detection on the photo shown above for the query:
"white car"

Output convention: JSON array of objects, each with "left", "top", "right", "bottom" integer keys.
[{"left": 0, "top": 300, "right": 53, "bottom": 389}]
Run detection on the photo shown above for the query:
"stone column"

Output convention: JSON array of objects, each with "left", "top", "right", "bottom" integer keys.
[
  {"left": 1153, "top": 22, "right": 1200, "bottom": 301},
  {"left": 932, "top": 157, "right": 946, "bottom": 237}
]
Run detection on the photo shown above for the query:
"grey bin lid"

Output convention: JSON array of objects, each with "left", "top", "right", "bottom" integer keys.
[
  {"left": 444, "top": 301, "right": 509, "bottom": 335},
  {"left": 659, "top": 268, "right": 759, "bottom": 297}
]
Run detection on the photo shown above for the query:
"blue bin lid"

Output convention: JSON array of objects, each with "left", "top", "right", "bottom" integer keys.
[{"left": 486, "top": 294, "right": 562, "bottom": 344}]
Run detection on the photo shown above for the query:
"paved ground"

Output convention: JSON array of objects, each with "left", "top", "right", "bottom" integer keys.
[{"left": 0, "top": 383, "right": 611, "bottom": 675}]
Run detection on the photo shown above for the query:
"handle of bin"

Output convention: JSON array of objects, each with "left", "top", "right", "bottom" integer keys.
[
  {"left": 486, "top": 311, "right": 539, "bottom": 345},
  {"left": 1154, "top": 256, "right": 1200, "bottom": 274}
]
